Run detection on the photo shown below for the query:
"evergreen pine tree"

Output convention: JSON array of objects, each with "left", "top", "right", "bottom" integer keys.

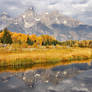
[
  {"left": 26, "top": 36, "right": 33, "bottom": 45},
  {"left": 1, "top": 28, "right": 12, "bottom": 44}
]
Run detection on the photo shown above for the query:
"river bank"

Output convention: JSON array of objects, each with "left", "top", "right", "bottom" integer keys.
[{"left": 0, "top": 47, "right": 92, "bottom": 67}]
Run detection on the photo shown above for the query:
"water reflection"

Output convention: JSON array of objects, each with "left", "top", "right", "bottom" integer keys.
[
  {"left": 0, "top": 59, "right": 92, "bottom": 73},
  {"left": 0, "top": 60, "right": 92, "bottom": 92}
]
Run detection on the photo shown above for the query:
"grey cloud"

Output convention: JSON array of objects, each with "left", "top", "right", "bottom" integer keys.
[{"left": 71, "top": 0, "right": 89, "bottom": 4}]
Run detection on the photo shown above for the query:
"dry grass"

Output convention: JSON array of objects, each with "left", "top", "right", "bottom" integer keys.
[{"left": 0, "top": 47, "right": 92, "bottom": 66}]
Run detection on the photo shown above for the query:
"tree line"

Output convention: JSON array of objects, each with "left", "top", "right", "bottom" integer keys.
[
  {"left": 61, "top": 40, "right": 92, "bottom": 48},
  {"left": 0, "top": 28, "right": 60, "bottom": 46},
  {"left": 1, "top": 28, "right": 92, "bottom": 48}
]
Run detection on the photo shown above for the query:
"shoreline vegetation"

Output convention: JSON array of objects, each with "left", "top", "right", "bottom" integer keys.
[
  {"left": 0, "top": 28, "right": 92, "bottom": 69},
  {"left": 0, "top": 47, "right": 92, "bottom": 67}
]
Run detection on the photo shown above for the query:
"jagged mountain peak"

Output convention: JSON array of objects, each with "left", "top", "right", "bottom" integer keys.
[
  {"left": 1, "top": 9, "right": 92, "bottom": 41},
  {"left": 0, "top": 11, "right": 13, "bottom": 30},
  {"left": 23, "top": 6, "right": 37, "bottom": 16},
  {"left": 27, "top": 6, "right": 36, "bottom": 12},
  {"left": 38, "top": 10, "right": 81, "bottom": 27},
  {"left": 1, "top": 11, "right": 8, "bottom": 15},
  {"left": 13, "top": 7, "right": 37, "bottom": 29},
  {"left": 0, "top": 11, "right": 11, "bottom": 18}
]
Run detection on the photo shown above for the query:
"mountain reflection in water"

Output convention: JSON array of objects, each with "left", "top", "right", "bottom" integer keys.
[{"left": 0, "top": 60, "right": 92, "bottom": 92}]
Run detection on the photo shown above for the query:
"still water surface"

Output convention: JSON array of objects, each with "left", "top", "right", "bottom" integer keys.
[{"left": 0, "top": 60, "right": 92, "bottom": 92}]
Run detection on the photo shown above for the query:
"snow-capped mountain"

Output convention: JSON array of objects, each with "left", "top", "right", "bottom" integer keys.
[
  {"left": 0, "top": 12, "right": 13, "bottom": 30},
  {"left": 1, "top": 7, "right": 92, "bottom": 41}
]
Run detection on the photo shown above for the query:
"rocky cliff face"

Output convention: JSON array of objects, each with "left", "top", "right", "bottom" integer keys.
[{"left": 0, "top": 7, "right": 92, "bottom": 41}]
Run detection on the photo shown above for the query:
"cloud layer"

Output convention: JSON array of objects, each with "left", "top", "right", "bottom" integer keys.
[{"left": 0, "top": 0, "right": 92, "bottom": 24}]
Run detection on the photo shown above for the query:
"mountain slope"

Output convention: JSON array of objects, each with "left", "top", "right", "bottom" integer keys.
[
  {"left": 0, "top": 12, "right": 13, "bottom": 30},
  {"left": 1, "top": 8, "right": 92, "bottom": 41}
]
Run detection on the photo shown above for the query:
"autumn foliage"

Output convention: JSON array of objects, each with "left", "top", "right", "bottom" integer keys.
[
  {"left": 1, "top": 28, "right": 92, "bottom": 48},
  {"left": 0, "top": 28, "right": 60, "bottom": 47}
]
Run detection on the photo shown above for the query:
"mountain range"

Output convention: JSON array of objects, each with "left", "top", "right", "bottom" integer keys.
[{"left": 0, "top": 7, "right": 92, "bottom": 41}]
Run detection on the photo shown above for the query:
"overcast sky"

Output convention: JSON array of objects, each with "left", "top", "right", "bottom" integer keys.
[{"left": 0, "top": 0, "right": 92, "bottom": 24}]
